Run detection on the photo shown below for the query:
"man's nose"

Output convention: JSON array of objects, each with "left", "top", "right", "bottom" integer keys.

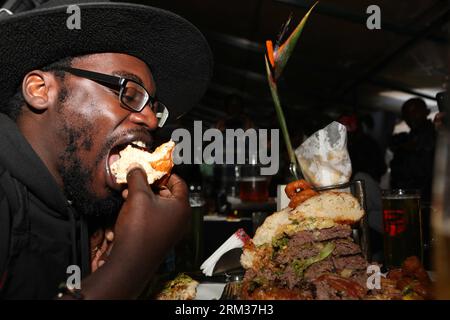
[{"left": 128, "top": 105, "right": 158, "bottom": 130}]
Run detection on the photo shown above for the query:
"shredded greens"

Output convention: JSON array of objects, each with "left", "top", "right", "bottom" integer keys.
[
  {"left": 291, "top": 242, "right": 335, "bottom": 278},
  {"left": 272, "top": 234, "right": 290, "bottom": 252}
]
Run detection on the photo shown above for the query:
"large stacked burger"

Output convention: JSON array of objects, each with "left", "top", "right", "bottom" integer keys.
[{"left": 240, "top": 183, "right": 371, "bottom": 300}]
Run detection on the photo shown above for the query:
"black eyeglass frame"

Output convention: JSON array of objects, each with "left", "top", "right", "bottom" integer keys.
[{"left": 59, "top": 67, "right": 169, "bottom": 127}]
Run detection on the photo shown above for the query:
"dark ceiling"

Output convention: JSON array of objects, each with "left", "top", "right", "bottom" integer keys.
[
  {"left": 2, "top": 0, "right": 448, "bottom": 130},
  {"left": 134, "top": 0, "right": 449, "bottom": 129}
]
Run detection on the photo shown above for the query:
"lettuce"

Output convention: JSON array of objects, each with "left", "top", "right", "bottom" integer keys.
[
  {"left": 291, "top": 242, "right": 335, "bottom": 278},
  {"left": 272, "top": 234, "right": 290, "bottom": 252}
]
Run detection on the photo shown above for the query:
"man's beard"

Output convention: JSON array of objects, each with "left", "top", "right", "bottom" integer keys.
[
  {"left": 56, "top": 103, "right": 122, "bottom": 221},
  {"left": 58, "top": 137, "right": 123, "bottom": 220}
]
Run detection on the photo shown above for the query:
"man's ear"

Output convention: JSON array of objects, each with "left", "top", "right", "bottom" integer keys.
[{"left": 22, "top": 70, "right": 60, "bottom": 112}]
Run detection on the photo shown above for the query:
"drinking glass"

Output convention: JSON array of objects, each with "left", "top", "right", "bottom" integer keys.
[{"left": 382, "top": 189, "right": 423, "bottom": 269}]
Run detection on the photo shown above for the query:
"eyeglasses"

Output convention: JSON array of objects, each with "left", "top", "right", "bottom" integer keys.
[{"left": 59, "top": 67, "right": 169, "bottom": 127}]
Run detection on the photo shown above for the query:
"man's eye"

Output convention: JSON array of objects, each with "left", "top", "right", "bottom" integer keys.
[
  {"left": 123, "top": 94, "right": 136, "bottom": 101},
  {"left": 122, "top": 89, "right": 138, "bottom": 102}
]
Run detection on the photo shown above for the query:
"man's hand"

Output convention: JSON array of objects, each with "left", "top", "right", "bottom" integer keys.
[
  {"left": 78, "top": 167, "right": 191, "bottom": 299},
  {"left": 90, "top": 228, "right": 114, "bottom": 272},
  {"left": 114, "top": 167, "right": 190, "bottom": 255}
]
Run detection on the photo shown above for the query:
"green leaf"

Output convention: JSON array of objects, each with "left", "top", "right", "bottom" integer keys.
[
  {"left": 272, "top": 234, "right": 290, "bottom": 252},
  {"left": 291, "top": 242, "right": 335, "bottom": 278},
  {"left": 264, "top": 3, "right": 318, "bottom": 179}
]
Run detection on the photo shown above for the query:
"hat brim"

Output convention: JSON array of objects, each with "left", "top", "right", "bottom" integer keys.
[{"left": 0, "top": 2, "right": 213, "bottom": 121}]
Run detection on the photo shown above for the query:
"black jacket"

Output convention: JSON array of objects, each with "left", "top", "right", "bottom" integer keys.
[{"left": 0, "top": 113, "right": 90, "bottom": 299}]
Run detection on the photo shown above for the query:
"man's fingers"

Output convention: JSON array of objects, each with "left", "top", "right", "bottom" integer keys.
[
  {"left": 105, "top": 230, "right": 114, "bottom": 242},
  {"left": 106, "top": 243, "right": 114, "bottom": 257},
  {"left": 154, "top": 175, "right": 170, "bottom": 188},
  {"left": 90, "top": 229, "right": 104, "bottom": 260},
  {"left": 164, "top": 174, "right": 188, "bottom": 200},
  {"left": 99, "top": 236, "right": 109, "bottom": 254},
  {"left": 159, "top": 187, "right": 172, "bottom": 198},
  {"left": 126, "top": 165, "right": 153, "bottom": 196}
]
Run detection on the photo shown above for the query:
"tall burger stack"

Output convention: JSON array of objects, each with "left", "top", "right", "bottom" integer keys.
[{"left": 240, "top": 191, "right": 377, "bottom": 299}]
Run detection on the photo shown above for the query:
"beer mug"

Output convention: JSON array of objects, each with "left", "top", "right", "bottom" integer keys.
[
  {"left": 382, "top": 189, "right": 423, "bottom": 268},
  {"left": 239, "top": 163, "right": 269, "bottom": 203}
]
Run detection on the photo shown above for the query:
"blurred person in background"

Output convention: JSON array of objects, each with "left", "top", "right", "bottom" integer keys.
[
  {"left": 339, "top": 114, "right": 387, "bottom": 183},
  {"left": 389, "top": 98, "right": 436, "bottom": 202}
]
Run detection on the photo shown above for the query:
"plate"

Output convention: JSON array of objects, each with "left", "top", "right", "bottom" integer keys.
[{"left": 194, "top": 283, "right": 227, "bottom": 300}]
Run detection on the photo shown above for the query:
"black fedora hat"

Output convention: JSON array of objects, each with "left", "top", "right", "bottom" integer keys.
[{"left": 0, "top": 0, "right": 213, "bottom": 121}]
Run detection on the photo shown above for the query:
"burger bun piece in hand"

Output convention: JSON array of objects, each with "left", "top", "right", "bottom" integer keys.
[{"left": 111, "top": 140, "right": 175, "bottom": 185}]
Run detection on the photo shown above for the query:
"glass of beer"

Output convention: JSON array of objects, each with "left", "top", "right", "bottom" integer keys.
[
  {"left": 239, "top": 177, "right": 269, "bottom": 202},
  {"left": 239, "top": 163, "right": 269, "bottom": 202},
  {"left": 382, "top": 189, "right": 423, "bottom": 269}
]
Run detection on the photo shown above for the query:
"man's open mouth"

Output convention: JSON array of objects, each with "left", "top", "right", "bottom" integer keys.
[{"left": 105, "top": 140, "right": 151, "bottom": 189}]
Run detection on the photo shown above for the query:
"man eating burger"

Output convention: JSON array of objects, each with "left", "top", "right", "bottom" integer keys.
[{"left": 0, "top": 0, "right": 212, "bottom": 299}]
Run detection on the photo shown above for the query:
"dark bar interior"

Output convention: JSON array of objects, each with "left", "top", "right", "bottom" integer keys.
[{"left": 0, "top": 0, "right": 448, "bottom": 302}]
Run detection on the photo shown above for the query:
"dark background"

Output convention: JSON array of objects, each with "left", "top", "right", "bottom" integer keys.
[
  {"left": 133, "top": 0, "right": 449, "bottom": 133},
  {"left": 2, "top": 0, "right": 448, "bottom": 135}
]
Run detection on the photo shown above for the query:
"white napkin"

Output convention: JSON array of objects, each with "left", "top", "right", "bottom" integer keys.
[{"left": 295, "top": 121, "right": 352, "bottom": 187}]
